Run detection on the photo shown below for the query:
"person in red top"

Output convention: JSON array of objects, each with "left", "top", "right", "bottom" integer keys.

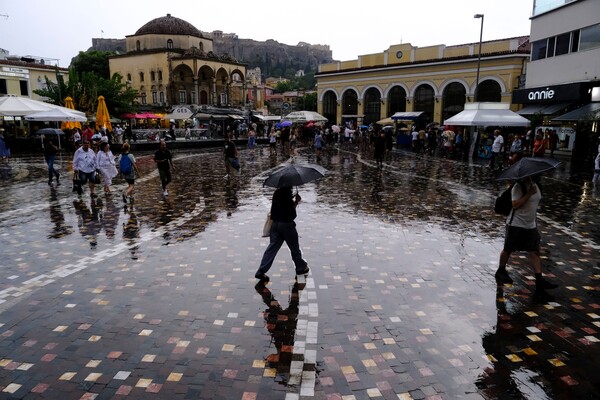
[{"left": 82, "top": 125, "right": 94, "bottom": 143}]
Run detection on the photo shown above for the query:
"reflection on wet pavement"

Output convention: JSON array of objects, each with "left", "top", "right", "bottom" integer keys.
[{"left": 0, "top": 144, "right": 598, "bottom": 399}]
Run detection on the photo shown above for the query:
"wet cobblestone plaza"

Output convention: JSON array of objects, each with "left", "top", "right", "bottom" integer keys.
[{"left": 0, "top": 144, "right": 599, "bottom": 399}]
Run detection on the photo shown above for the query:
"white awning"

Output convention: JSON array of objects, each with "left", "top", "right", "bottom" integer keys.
[
  {"left": 391, "top": 111, "right": 423, "bottom": 120},
  {"left": 444, "top": 102, "right": 531, "bottom": 127},
  {"left": 228, "top": 114, "right": 244, "bottom": 120}
]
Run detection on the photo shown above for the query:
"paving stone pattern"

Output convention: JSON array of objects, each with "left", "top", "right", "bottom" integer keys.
[{"left": 0, "top": 145, "right": 598, "bottom": 399}]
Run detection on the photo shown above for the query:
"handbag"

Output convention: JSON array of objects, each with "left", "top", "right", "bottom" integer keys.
[
  {"left": 262, "top": 212, "right": 272, "bottom": 237},
  {"left": 93, "top": 170, "right": 102, "bottom": 184},
  {"left": 231, "top": 157, "right": 241, "bottom": 171}
]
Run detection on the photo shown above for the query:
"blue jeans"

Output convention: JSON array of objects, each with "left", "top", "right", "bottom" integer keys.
[
  {"left": 257, "top": 221, "right": 308, "bottom": 274},
  {"left": 45, "top": 155, "right": 59, "bottom": 182}
]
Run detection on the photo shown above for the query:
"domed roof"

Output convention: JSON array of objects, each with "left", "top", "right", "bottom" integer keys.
[{"left": 135, "top": 14, "right": 203, "bottom": 37}]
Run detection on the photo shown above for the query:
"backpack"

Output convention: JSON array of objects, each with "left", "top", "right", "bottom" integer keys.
[
  {"left": 494, "top": 181, "right": 526, "bottom": 216},
  {"left": 119, "top": 154, "right": 132, "bottom": 174}
]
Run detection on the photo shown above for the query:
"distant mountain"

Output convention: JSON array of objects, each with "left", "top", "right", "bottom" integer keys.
[{"left": 90, "top": 35, "right": 334, "bottom": 80}]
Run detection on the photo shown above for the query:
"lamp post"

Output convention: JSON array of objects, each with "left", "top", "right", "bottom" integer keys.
[{"left": 474, "top": 13, "right": 484, "bottom": 102}]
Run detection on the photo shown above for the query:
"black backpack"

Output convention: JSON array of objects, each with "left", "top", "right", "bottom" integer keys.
[{"left": 494, "top": 181, "right": 526, "bottom": 216}]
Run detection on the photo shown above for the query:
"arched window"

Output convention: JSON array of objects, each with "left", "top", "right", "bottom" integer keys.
[
  {"left": 139, "top": 72, "right": 145, "bottom": 82},
  {"left": 150, "top": 71, "right": 156, "bottom": 81},
  {"left": 136, "top": 40, "right": 141, "bottom": 51},
  {"left": 476, "top": 80, "right": 502, "bottom": 102},
  {"left": 158, "top": 70, "right": 163, "bottom": 81},
  {"left": 442, "top": 82, "right": 466, "bottom": 122},
  {"left": 199, "top": 42, "right": 204, "bottom": 52},
  {"left": 167, "top": 39, "right": 173, "bottom": 49},
  {"left": 126, "top": 73, "right": 132, "bottom": 82}
]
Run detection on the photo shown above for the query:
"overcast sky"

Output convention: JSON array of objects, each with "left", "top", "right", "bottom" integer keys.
[{"left": 1, "top": 0, "right": 533, "bottom": 68}]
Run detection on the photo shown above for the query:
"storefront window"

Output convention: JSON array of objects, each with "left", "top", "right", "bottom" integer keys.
[{"left": 579, "top": 23, "right": 600, "bottom": 51}]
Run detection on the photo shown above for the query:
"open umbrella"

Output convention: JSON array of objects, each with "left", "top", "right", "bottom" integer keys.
[
  {"left": 283, "top": 111, "right": 328, "bottom": 123},
  {"left": 61, "top": 97, "right": 82, "bottom": 130},
  {"left": 496, "top": 157, "right": 560, "bottom": 181},
  {"left": 331, "top": 125, "right": 341, "bottom": 133},
  {"left": 263, "top": 163, "right": 327, "bottom": 188},
  {"left": 95, "top": 95, "right": 112, "bottom": 131},
  {"left": 33, "top": 128, "right": 65, "bottom": 149}
]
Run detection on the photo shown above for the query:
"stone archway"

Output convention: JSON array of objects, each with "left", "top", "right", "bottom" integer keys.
[
  {"left": 442, "top": 82, "right": 466, "bottom": 122},
  {"left": 197, "top": 66, "right": 214, "bottom": 106},
  {"left": 413, "top": 84, "right": 435, "bottom": 127},
  {"left": 388, "top": 86, "right": 407, "bottom": 116},
  {"left": 215, "top": 67, "right": 229, "bottom": 106},
  {"left": 477, "top": 80, "right": 502, "bottom": 102},
  {"left": 171, "top": 64, "right": 195, "bottom": 105},
  {"left": 363, "top": 87, "right": 382, "bottom": 125},
  {"left": 322, "top": 91, "right": 337, "bottom": 123}
]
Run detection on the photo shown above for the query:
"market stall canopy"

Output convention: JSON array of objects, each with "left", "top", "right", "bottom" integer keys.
[
  {"left": 552, "top": 102, "right": 600, "bottom": 121},
  {"left": 376, "top": 117, "right": 395, "bottom": 126},
  {"left": 254, "top": 115, "right": 281, "bottom": 122},
  {"left": 391, "top": 111, "right": 423, "bottom": 121},
  {"left": 443, "top": 102, "right": 530, "bottom": 127},
  {"left": 25, "top": 108, "right": 87, "bottom": 122},
  {"left": 163, "top": 106, "right": 193, "bottom": 120},
  {"left": 283, "top": 111, "right": 328, "bottom": 123},
  {"left": 0, "top": 95, "right": 86, "bottom": 117}
]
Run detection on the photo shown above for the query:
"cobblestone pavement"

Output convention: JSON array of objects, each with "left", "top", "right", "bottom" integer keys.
[{"left": 0, "top": 144, "right": 598, "bottom": 399}]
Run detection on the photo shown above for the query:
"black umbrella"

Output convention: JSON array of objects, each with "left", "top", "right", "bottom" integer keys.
[
  {"left": 263, "top": 163, "right": 326, "bottom": 188},
  {"left": 496, "top": 157, "right": 561, "bottom": 181}
]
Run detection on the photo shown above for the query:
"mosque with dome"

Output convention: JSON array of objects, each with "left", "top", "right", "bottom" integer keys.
[{"left": 109, "top": 14, "right": 247, "bottom": 112}]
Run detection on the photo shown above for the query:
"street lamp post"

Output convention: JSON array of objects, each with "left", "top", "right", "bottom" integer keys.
[{"left": 474, "top": 13, "right": 484, "bottom": 102}]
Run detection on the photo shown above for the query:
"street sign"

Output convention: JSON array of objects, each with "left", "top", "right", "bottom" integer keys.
[{"left": 282, "top": 102, "right": 290, "bottom": 111}]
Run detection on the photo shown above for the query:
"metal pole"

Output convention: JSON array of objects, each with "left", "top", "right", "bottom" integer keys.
[{"left": 474, "top": 14, "right": 484, "bottom": 102}]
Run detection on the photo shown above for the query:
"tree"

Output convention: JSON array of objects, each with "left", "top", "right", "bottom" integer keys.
[{"left": 71, "top": 50, "right": 114, "bottom": 79}]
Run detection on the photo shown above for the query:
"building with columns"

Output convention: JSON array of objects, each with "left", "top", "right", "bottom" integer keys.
[
  {"left": 315, "top": 37, "right": 530, "bottom": 128},
  {"left": 109, "top": 14, "right": 247, "bottom": 112}
]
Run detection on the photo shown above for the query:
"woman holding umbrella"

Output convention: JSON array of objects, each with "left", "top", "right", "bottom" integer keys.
[{"left": 494, "top": 158, "right": 559, "bottom": 292}]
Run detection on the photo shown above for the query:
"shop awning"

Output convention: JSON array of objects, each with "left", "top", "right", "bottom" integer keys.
[
  {"left": 391, "top": 111, "right": 423, "bottom": 120},
  {"left": 443, "top": 102, "right": 530, "bottom": 127},
  {"left": 517, "top": 102, "right": 572, "bottom": 115},
  {"left": 228, "top": 114, "right": 244, "bottom": 120},
  {"left": 552, "top": 102, "right": 600, "bottom": 121}
]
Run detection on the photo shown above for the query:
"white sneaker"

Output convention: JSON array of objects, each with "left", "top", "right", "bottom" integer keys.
[{"left": 163, "top": 190, "right": 169, "bottom": 196}]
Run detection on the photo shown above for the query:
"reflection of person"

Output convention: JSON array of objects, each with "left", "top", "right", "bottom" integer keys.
[
  {"left": 255, "top": 186, "right": 309, "bottom": 281},
  {"left": 255, "top": 282, "right": 303, "bottom": 372},
  {"left": 43, "top": 135, "right": 60, "bottom": 186},
  {"left": 154, "top": 140, "right": 175, "bottom": 196},
  {"left": 494, "top": 177, "right": 557, "bottom": 292},
  {"left": 72, "top": 140, "right": 97, "bottom": 197},
  {"left": 48, "top": 187, "right": 72, "bottom": 239}
]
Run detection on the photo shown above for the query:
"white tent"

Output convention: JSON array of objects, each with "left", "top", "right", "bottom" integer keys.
[
  {"left": 25, "top": 108, "right": 87, "bottom": 122},
  {"left": 443, "top": 102, "right": 530, "bottom": 127},
  {"left": 283, "top": 111, "right": 328, "bottom": 123},
  {"left": 164, "top": 106, "right": 193, "bottom": 120},
  {"left": 0, "top": 95, "right": 86, "bottom": 117}
]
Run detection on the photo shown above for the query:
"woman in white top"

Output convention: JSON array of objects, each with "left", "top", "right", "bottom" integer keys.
[{"left": 96, "top": 141, "right": 118, "bottom": 194}]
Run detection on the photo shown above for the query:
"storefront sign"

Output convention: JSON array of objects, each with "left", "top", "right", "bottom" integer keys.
[{"left": 512, "top": 82, "right": 584, "bottom": 104}]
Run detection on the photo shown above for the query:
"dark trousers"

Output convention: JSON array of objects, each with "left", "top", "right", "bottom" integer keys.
[
  {"left": 257, "top": 221, "right": 308, "bottom": 274},
  {"left": 45, "top": 155, "right": 59, "bottom": 182}
]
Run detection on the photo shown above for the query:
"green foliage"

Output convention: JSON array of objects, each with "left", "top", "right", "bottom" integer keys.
[
  {"left": 71, "top": 50, "right": 114, "bottom": 79},
  {"left": 35, "top": 49, "right": 138, "bottom": 116}
]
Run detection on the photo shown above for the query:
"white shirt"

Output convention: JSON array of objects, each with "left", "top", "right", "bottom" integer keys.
[
  {"left": 73, "top": 147, "right": 97, "bottom": 173},
  {"left": 492, "top": 135, "right": 504, "bottom": 153},
  {"left": 508, "top": 182, "right": 540, "bottom": 229}
]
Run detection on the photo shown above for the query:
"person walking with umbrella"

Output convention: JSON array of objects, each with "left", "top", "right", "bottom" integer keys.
[
  {"left": 255, "top": 164, "right": 325, "bottom": 281},
  {"left": 494, "top": 158, "right": 560, "bottom": 292},
  {"left": 43, "top": 134, "right": 60, "bottom": 186}
]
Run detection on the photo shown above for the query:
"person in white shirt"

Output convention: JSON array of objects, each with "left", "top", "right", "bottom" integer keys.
[
  {"left": 72, "top": 140, "right": 98, "bottom": 196},
  {"left": 489, "top": 130, "right": 505, "bottom": 171},
  {"left": 114, "top": 125, "right": 123, "bottom": 144}
]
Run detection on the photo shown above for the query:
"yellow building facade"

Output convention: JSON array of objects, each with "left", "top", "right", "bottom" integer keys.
[
  {"left": 316, "top": 37, "right": 530, "bottom": 127},
  {"left": 109, "top": 14, "right": 246, "bottom": 111}
]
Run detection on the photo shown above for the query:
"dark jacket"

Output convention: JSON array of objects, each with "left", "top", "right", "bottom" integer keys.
[{"left": 270, "top": 188, "right": 297, "bottom": 222}]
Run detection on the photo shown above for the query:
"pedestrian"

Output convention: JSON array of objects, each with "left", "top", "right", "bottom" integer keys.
[
  {"left": 314, "top": 130, "right": 324, "bottom": 158},
  {"left": 72, "top": 128, "right": 82, "bottom": 148},
  {"left": 548, "top": 129, "right": 558, "bottom": 157},
  {"left": 248, "top": 126, "right": 256, "bottom": 150},
  {"left": 114, "top": 125, "right": 123, "bottom": 144},
  {"left": 96, "top": 141, "right": 118, "bottom": 194},
  {"left": 223, "top": 134, "right": 238, "bottom": 179},
  {"left": 43, "top": 135, "right": 60, "bottom": 186},
  {"left": 532, "top": 130, "right": 546, "bottom": 158},
  {"left": 508, "top": 133, "right": 523, "bottom": 165},
  {"left": 72, "top": 140, "right": 98, "bottom": 197},
  {"left": 593, "top": 138, "right": 600, "bottom": 187},
  {"left": 374, "top": 130, "right": 386, "bottom": 168},
  {"left": 269, "top": 128, "right": 277, "bottom": 155},
  {"left": 154, "top": 139, "right": 175, "bottom": 196},
  {"left": 184, "top": 125, "right": 191, "bottom": 140},
  {"left": 0, "top": 128, "right": 10, "bottom": 163},
  {"left": 489, "top": 130, "right": 504, "bottom": 170},
  {"left": 289, "top": 130, "right": 297, "bottom": 158},
  {"left": 255, "top": 186, "right": 309, "bottom": 281},
  {"left": 119, "top": 142, "right": 139, "bottom": 203},
  {"left": 494, "top": 177, "right": 558, "bottom": 292}
]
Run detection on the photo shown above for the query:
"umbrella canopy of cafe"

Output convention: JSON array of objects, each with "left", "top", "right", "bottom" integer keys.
[
  {"left": 61, "top": 97, "right": 82, "bottom": 130},
  {"left": 283, "top": 111, "right": 328, "bottom": 123},
  {"left": 0, "top": 94, "right": 86, "bottom": 117},
  {"left": 95, "top": 96, "right": 112, "bottom": 131},
  {"left": 25, "top": 108, "right": 87, "bottom": 123}
]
